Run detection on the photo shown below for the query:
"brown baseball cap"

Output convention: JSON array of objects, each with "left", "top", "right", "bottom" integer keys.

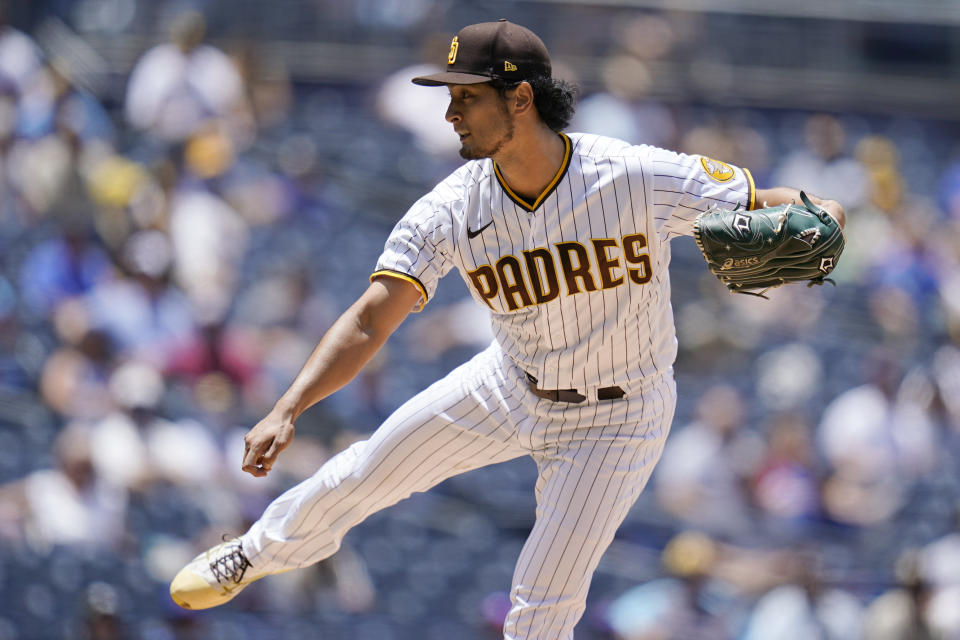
[{"left": 412, "top": 19, "right": 552, "bottom": 86}]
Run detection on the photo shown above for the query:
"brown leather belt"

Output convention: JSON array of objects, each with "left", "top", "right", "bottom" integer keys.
[{"left": 525, "top": 372, "right": 625, "bottom": 403}]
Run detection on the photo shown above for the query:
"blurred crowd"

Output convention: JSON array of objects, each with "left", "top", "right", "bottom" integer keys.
[{"left": 1, "top": 4, "right": 960, "bottom": 640}]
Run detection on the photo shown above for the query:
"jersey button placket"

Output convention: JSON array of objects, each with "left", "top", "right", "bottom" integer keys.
[{"left": 529, "top": 212, "right": 558, "bottom": 384}]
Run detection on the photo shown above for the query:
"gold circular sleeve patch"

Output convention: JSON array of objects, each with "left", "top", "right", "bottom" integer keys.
[{"left": 699, "top": 156, "right": 735, "bottom": 183}]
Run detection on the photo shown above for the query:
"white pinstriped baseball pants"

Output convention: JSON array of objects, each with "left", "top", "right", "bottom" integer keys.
[{"left": 242, "top": 344, "right": 676, "bottom": 639}]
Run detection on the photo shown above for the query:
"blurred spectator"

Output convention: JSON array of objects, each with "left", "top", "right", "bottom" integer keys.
[
  {"left": 0, "top": 54, "right": 113, "bottom": 228},
  {"left": 6, "top": 108, "right": 87, "bottom": 222},
  {"left": 124, "top": 10, "right": 253, "bottom": 146},
  {"left": 39, "top": 321, "right": 115, "bottom": 420},
  {"left": 932, "top": 344, "right": 960, "bottom": 432},
  {"left": 18, "top": 221, "right": 112, "bottom": 316},
  {"left": 145, "top": 416, "right": 223, "bottom": 488},
  {"left": 0, "top": 422, "right": 127, "bottom": 551},
  {"left": 230, "top": 43, "right": 293, "bottom": 131},
  {"left": 753, "top": 342, "right": 824, "bottom": 412},
  {"left": 17, "top": 58, "right": 113, "bottom": 144},
  {"left": 817, "top": 352, "right": 937, "bottom": 526},
  {"left": 938, "top": 150, "right": 960, "bottom": 222},
  {"left": 572, "top": 15, "right": 677, "bottom": 148},
  {"left": 828, "top": 136, "right": 900, "bottom": 283},
  {"left": 84, "top": 230, "right": 197, "bottom": 369},
  {"left": 406, "top": 296, "right": 494, "bottom": 361},
  {"left": 941, "top": 259, "right": 960, "bottom": 346},
  {"left": 740, "top": 551, "right": 864, "bottom": 640},
  {"left": 81, "top": 582, "right": 127, "bottom": 640},
  {"left": 772, "top": 113, "right": 868, "bottom": 210},
  {"left": 855, "top": 135, "right": 903, "bottom": 215},
  {"left": 572, "top": 54, "right": 675, "bottom": 148},
  {"left": 168, "top": 155, "right": 249, "bottom": 325},
  {"left": 680, "top": 119, "right": 770, "bottom": 181},
  {"left": 83, "top": 151, "right": 175, "bottom": 256},
  {"left": 258, "top": 542, "right": 376, "bottom": 615},
  {"left": 0, "top": 8, "right": 42, "bottom": 96},
  {"left": 606, "top": 531, "right": 733, "bottom": 640},
  {"left": 654, "top": 384, "right": 762, "bottom": 536},
  {"left": 864, "top": 196, "right": 943, "bottom": 327},
  {"left": 164, "top": 323, "right": 262, "bottom": 392},
  {"left": 218, "top": 150, "right": 296, "bottom": 227},
  {"left": 376, "top": 62, "right": 459, "bottom": 156},
  {"left": 85, "top": 360, "right": 161, "bottom": 490},
  {"left": 0, "top": 80, "right": 18, "bottom": 227},
  {"left": 866, "top": 285, "right": 922, "bottom": 347},
  {"left": 863, "top": 550, "right": 935, "bottom": 640},
  {"left": 0, "top": 276, "right": 25, "bottom": 387},
  {"left": 915, "top": 527, "right": 960, "bottom": 638},
  {"left": 750, "top": 412, "right": 821, "bottom": 525}
]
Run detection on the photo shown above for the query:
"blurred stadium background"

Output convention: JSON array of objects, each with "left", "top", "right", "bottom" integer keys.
[{"left": 1, "top": 0, "right": 960, "bottom": 638}]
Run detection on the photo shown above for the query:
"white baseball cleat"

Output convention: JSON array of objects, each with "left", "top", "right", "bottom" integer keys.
[{"left": 170, "top": 538, "right": 265, "bottom": 610}]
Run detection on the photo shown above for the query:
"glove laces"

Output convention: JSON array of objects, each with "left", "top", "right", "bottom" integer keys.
[
  {"left": 800, "top": 191, "right": 835, "bottom": 225},
  {"left": 729, "top": 276, "right": 836, "bottom": 299},
  {"left": 807, "top": 276, "right": 836, "bottom": 288},
  {"left": 210, "top": 539, "right": 252, "bottom": 586}
]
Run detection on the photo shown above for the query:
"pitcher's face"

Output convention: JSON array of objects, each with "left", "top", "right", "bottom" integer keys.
[{"left": 445, "top": 83, "right": 516, "bottom": 160}]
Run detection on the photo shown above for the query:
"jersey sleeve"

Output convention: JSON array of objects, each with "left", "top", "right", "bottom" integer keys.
[
  {"left": 371, "top": 196, "right": 455, "bottom": 312},
  {"left": 650, "top": 149, "right": 755, "bottom": 240}
]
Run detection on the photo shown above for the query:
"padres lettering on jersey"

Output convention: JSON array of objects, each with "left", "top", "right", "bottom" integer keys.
[
  {"left": 465, "top": 233, "right": 652, "bottom": 311},
  {"left": 372, "top": 133, "right": 754, "bottom": 392}
]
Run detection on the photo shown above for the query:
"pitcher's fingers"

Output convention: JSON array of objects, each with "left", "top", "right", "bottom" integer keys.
[
  {"left": 242, "top": 436, "right": 272, "bottom": 471},
  {"left": 260, "top": 434, "right": 292, "bottom": 471},
  {"left": 242, "top": 463, "right": 269, "bottom": 477}
]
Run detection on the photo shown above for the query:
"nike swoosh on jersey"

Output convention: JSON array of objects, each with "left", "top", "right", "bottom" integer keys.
[{"left": 467, "top": 220, "right": 493, "bottom": 239}]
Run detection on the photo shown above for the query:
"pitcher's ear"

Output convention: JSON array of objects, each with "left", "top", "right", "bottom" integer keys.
[{"left": 513, "top": 81, "right": 534, "bottom": 113}]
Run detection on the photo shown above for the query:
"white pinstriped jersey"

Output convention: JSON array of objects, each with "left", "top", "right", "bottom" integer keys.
[{"left": 373, "top": 132, "right": 754, "bottom": 393}]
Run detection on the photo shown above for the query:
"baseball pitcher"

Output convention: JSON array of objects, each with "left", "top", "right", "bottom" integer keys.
[{"left": 170, "top": 20, "right": 845, "bottom": 639}]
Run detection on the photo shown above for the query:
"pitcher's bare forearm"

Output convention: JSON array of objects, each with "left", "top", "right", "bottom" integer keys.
[
  {"left": 276, "top": 292, "right": 407, "bottom": 418},
  {"left": 754, "top": 187, "right": 845, "bottom": 228},
  {"left": 241, "top": 277, "right": 422, "bottom": 476}
]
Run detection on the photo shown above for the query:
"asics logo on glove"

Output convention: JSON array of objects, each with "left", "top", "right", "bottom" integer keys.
[{"left": 721, "top": 256, "right": 760, "bottom": 270}]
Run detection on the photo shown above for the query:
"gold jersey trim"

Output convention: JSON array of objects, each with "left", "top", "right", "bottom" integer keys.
[
  {"left": 493, "top": 132, "right": 572, "bottom": 212},
  {"left": 744, "top": 167, "right": 756, "bottom": 210},
  {"left": 370, "top": 269, "right": 428, "bottom": 312}
]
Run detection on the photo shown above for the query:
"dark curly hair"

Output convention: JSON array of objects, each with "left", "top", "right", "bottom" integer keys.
[{"left": 490, "top": 75, "right": 579, "bottom": 132}]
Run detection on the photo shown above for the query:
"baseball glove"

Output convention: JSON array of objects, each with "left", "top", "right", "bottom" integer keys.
[{"left": 693, "top": 192, "right": 845, "bottom": 298}]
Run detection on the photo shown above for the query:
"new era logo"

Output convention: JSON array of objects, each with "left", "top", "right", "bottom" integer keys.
[{"left": 504, "top": 61, "right": 518, "bottom": 71}]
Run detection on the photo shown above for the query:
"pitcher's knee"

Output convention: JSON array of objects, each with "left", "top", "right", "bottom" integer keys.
[{"left": 503, "top": 585, "right": 585, "bottom": 640}]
